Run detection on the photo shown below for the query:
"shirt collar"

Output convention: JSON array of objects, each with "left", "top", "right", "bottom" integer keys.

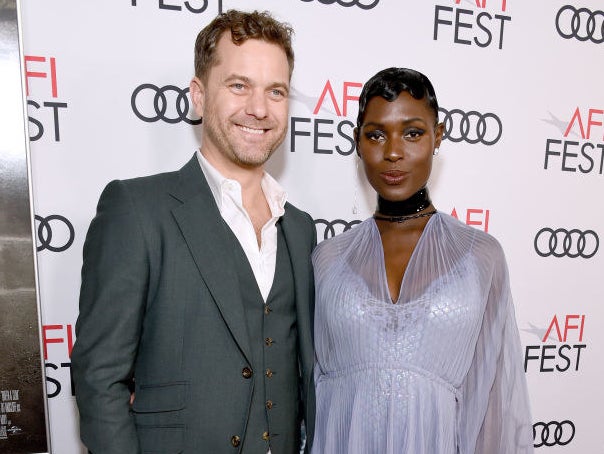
[{"left": 196, "top": 149, "right": 287, "bottom": 217}]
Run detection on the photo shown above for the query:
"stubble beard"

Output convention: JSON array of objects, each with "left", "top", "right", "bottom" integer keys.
[{"left": 204, "top": 116, "right": 287, "bottom": 169}]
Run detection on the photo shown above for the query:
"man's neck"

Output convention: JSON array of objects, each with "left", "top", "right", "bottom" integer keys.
[{"left": 200, "top": 147, "right": 265, "bottom": 193}]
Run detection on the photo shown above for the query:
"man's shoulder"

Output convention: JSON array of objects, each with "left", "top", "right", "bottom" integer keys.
[
  {"left": 105, "top": 156, "right": 199, "bottom": 198},
  {"left": 284, "top": 201, "right": 313, "bottom": 223}
]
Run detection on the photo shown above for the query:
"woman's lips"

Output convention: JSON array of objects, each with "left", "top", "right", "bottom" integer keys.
[{"left": 380, "top": 170, "right": 408, "bottom": 185}]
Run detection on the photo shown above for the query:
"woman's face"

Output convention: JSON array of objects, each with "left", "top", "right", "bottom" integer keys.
[{"left": 356, "top": 91, "right": 443, "bottom": 202}]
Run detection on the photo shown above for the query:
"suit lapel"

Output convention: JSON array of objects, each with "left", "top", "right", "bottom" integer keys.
[
  {"left": 280, "top": 208, "right": 314, "bottom": 369},
  {"left": 169, "top": 156, "right": 252, "bottom": 364}
]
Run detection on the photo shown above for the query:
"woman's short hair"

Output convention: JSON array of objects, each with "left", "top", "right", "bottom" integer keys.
[{"left": 356, "top": 67, "right": 440, "bottom": 130}]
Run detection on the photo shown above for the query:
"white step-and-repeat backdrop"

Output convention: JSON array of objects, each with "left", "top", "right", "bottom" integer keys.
[{"left": 20, "top": 0, "right": 603, "bottom": 452}]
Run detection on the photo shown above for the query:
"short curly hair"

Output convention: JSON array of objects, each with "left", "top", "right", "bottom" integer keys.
[{"left": 194, "top": 9, "right": 294, "bottom": 82}]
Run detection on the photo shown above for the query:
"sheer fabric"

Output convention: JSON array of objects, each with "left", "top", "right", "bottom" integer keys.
[{"left": 311, "top": 213, "right": 533, "bottom": 454}]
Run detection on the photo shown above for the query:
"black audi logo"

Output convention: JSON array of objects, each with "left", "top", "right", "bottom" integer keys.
[
  {"left": 439, "top": 108, "right": 503, "bottom": 145},
  {"left": 555, "top": 5, "right": 604, "bottom": 44},
  {"left": 131, "top": 84, "right": 202, "bottom": 125},
  {"left": 534, "top": 227, "right": 599, "bottom": 259},
  {"left": 314, "top": 219, "right": 361, "bottom": 241},
  {"left": 533, "top": 420, "right": 575, "bottom": 447},
  {"left": 300, "top": 0, "right": 379, "bottom": 10},
  {"left": 35, "top": 214, "right": 75, "bottom": 252}
]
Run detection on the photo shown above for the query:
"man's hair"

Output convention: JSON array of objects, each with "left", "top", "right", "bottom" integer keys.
[
  {"left": 356, "top": 67, "right": 440, "bottom": 132},
  {"left": 194, "top": 9, "right": 294, "bottom": 82}
]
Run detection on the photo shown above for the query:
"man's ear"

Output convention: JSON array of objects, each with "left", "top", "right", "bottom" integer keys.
[{"left": 189, "top": 76, "right": 205, "bottom": 118}]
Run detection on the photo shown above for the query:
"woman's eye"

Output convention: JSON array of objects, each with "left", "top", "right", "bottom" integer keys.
[
  {"left": 366, "top": 131, "right": 385, "bottom": 142},
  {"left": 404, "top": 129, "right": 424, "bottom": 139}
]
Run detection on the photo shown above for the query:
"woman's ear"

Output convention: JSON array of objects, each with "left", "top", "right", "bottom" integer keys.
[
  {"left": 353, "top": 127, "right": 361, "bottom": 157},
  {"left": 434, "top": 122, "right": 444, "bottom": 149}
]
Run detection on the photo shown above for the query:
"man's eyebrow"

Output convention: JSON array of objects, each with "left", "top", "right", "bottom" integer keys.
[{"left": 224, "top": 74, "right": 252, "bottom": 84}]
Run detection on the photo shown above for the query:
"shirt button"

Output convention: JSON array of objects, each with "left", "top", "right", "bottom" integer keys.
[
  {"left": 265, "top": 368, "right": 273, "bottom": 378},
  {"left": 265, "top": 337, "right": 273, "bottom": 347},
  {"left": 266, "top": 400, "right": 273, "bottom": 410},
  {"left": 242, "top": 367, "right": 253, "bottom": 379},
  {"left": 262, "top": 431, "right": 270, "bottom": 441},
  {"left": 231, "top": 435, "right": 241, "bottom": 447}
]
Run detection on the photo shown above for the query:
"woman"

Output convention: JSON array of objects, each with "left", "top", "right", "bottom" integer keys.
[{"left": 311, "top": 68, "right": 533, "bottom": 453}]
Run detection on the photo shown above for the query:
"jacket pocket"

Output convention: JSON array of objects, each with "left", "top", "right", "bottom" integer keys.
[
  {"left": 132, "top": 381, "right": 188, "bottom": 413},
  {"left": 132, "top": 382, "right": 188, "bottom": 452}
]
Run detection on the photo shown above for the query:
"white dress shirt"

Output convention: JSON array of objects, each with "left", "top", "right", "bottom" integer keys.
[{"left": 196, "top": 150, "right": 286, "bottom": 302}]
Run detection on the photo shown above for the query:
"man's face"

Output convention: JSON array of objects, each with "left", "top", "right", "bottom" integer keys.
[{"left": 190, "top": 33, "right": 290, "bottom": 174}]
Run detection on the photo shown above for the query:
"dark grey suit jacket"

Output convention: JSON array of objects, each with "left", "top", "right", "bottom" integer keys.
[{"left": 72, "top": 155, "right": 316, "bottom": 453}]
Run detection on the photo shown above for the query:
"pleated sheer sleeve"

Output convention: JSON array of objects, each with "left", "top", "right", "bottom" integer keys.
[{"left": 458, "top": 245, "right": 534, "bottom": 453}]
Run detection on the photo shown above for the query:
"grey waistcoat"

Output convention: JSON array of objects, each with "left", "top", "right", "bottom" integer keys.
[{"left": 228, "top": 221, "right": 300, "bottom": 454}]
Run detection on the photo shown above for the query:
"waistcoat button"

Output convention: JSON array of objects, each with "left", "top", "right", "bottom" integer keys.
[{"left": 231, "top": 435, "right": 241, "bottom": 447}]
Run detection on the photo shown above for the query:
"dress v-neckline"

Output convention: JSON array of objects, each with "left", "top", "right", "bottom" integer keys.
[{"left": 372, "top": 213, "right": 437, "bottom": 305}]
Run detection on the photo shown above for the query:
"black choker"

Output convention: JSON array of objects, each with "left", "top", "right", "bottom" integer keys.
[
  {"left": 376, "top": 188, "right": 432, "bottom": 216},
  {"left": 373, "top": 210, "right": 436, "bottom": 223}
]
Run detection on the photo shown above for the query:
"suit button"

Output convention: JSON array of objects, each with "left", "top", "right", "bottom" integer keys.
[
  {"left": 265, "top": 337, "right": 273, "bottom": 347},
  {"left": 265, "top": 368, "right": 273, "bottom": 378},
  {"left": 262, "top": 431, "right": 270, "bottom": 441},
  {"left": 264, "top": 305, "right": 271, "bottom": 315},
  {"left": 266, "top": 400, "right": 273, "bottom": 409},
  {"left": 231, "top": 435, "right": 241, "bottom": 447},
  {"left": 242, "top": 367, "right": 253, "bottom": 379}
]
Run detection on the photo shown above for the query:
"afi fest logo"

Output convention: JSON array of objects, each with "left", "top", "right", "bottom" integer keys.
[
  {"left": 434, "top": 0, "right": 511, "bottom": 49},
  {"left": 544, "top": 107, "right": 604, "bottom": 175},
  {"left": 450, "top": 207, "right": 490, "bottom": 232},
  {"left": 43, "top": 324, "right": 75, "bottom": 398},
  {"left": 524, "top": 314, "right": 587, "bottom": 373},
  {"left": 25, "top": 56, "right": 68, "bottom": 142},
  {"left": 300, "top": 0, "right": 380, "bottom": 10},
  {"left": 290, "top": 80, "right": 361, "bottom": 156},
  {"left": 130, "top": 0, "right": 223, "bottom": 14}
]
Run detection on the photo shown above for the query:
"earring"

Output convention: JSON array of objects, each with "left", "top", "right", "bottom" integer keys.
[{"left": 433, "top": 148, "right": 440, "bottom": 156}]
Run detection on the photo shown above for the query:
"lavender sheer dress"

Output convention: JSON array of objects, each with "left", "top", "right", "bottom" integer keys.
[{"left": 311, "top": 213, "right": 533, "bottom": 454}]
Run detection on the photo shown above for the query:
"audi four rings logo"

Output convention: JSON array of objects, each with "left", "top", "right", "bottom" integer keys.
[
  {"left": 314, "top": 219, "right": 361, "bottom": 240},
  {"left": 533, "top": 420, "right": 575, "bottom": 447},
  {"left": 131, "top": 84, "right": 202, "bottom": 125},
  {"left": 35, "top": 214, "right": 75, "bottom": 252},
  {"left": 556, "top": 5, "right": 604, "bottom": 44},
  {"left": 534, "top": 227, "right": 599, "bottom": 258},
  {"left": 439, "top": 108, "right": 503, "bottom": 145},
  {"left": 300, "top": 0, "right": 380, "bottom": 10}
]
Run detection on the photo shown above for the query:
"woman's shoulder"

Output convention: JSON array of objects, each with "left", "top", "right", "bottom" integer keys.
[
  {"left": 312, "top": 218, "right": 374, "bottom": 264},
  {"left": 435, "top": 212, "right": 505, "bottom": 259}
]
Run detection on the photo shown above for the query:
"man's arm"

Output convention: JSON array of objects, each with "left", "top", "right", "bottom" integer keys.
[{"left": 72, "top": 180, "right": 150, "bottom": 453}]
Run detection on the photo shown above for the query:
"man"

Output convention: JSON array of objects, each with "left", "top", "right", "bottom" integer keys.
[{"left": 71, "top": 10, "right": 315, "bottom": 454}]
